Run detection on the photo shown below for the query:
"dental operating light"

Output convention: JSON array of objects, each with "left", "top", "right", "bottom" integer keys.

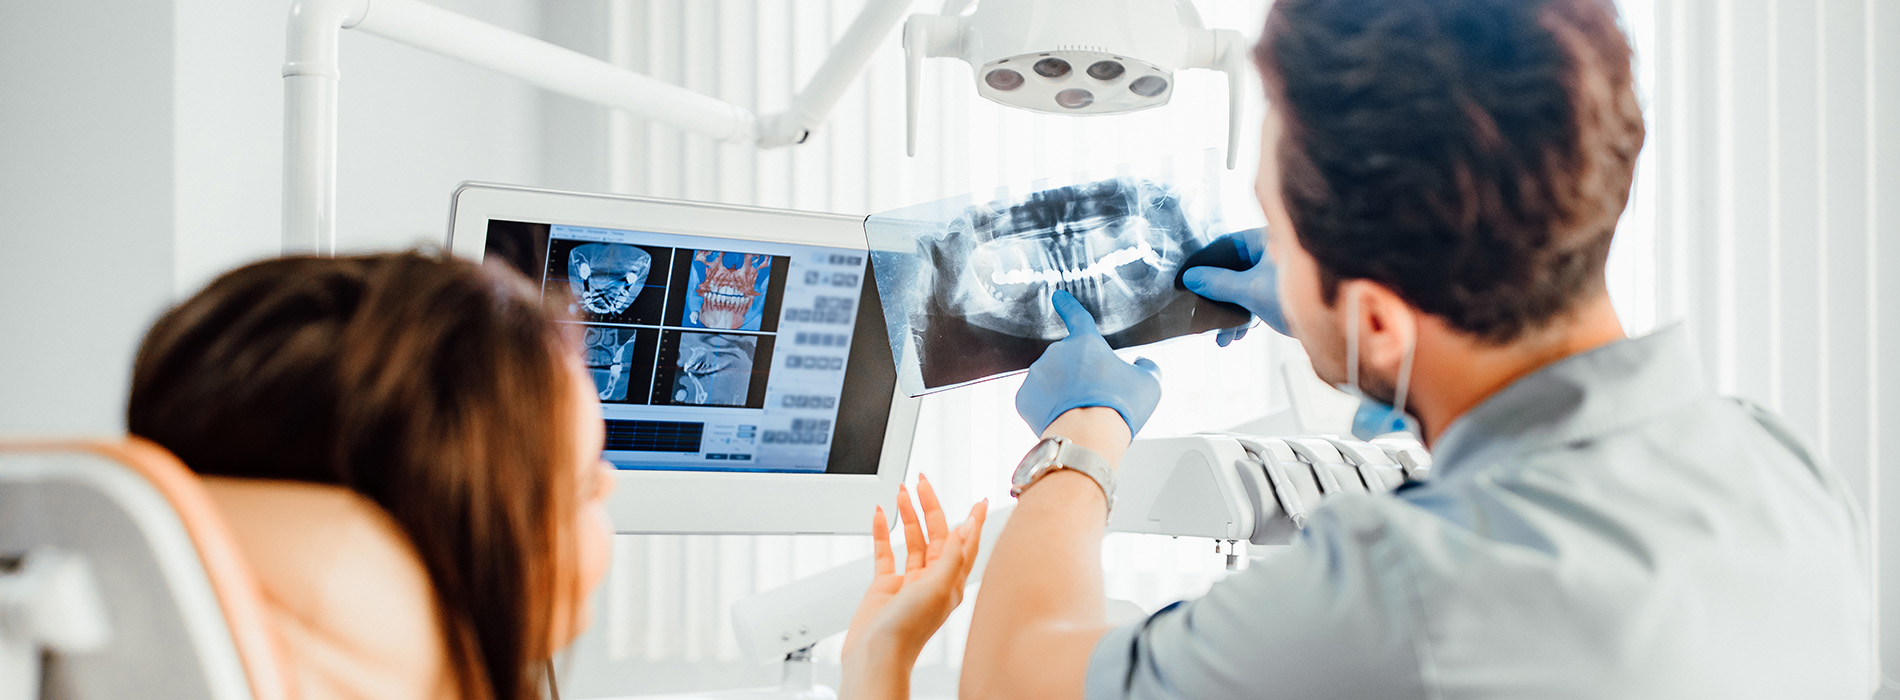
[{"left": 903, "top": 0, "right": 1250, "bottom": 167}]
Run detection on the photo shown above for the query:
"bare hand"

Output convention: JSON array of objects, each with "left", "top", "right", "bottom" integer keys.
[{"left": 843, "top": 474, "right": 988, "bottom": 669}]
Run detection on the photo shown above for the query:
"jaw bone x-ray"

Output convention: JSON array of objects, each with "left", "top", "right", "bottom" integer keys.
[
  {"left": 869, "top": 170, "right": 1249, "bottom": 395},
  {"left": 939, "top": 178, "right": 1193, "bottom": 339}
]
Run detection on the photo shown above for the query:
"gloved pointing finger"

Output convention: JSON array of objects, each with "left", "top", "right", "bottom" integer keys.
[
  {"left": 1050, "top": 287, "right": 1101, "bottom": 338},
  {"left": 1014, "top": 291, "right": 1164, "bottom": 437}
]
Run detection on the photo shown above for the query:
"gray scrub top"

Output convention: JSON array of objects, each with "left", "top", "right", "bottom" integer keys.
[{"left": 1087, "top": 327, "right": 1875, "bottom": 699}]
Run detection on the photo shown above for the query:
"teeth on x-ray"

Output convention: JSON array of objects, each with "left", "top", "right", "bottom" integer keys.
[
  {"left": 930, "top": 178, "right": 1197, "bottom": 340},
  {"left": 673, "top": 333, "right": 757, "bottom": 406},
  {"left": 583, "top": 326, "right": 639, "bottom": 401},
  {"left": 569, "top": 243, "right": 652, "bottom": 316},
  {"left": 982, "top": 236, "right": 1165, "bottom": 287}
]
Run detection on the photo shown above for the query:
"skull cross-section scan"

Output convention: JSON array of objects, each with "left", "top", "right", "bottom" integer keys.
[
  {"left": 569, "top": 243, "right": 653, "bottom": 316},
  {"left": 583, "top": 326, "right": 639, "bottom": 401},
  {"left": 673, "top": 332, "right": 757, "bottom": 406},
  {"left": 925, "top": 178, "right": 1198, "bottom": 340}
]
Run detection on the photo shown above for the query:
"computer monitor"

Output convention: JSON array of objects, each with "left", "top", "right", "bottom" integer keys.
[{"left": 447, "top": 183, "right": 918, "bottom": 535}]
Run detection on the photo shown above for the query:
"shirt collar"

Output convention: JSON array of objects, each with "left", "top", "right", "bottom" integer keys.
[{"left": 1427, "top": 324, "right": 1709, "bottom": 480}]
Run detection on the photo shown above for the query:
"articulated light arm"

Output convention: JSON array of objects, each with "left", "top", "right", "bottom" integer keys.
[
  {"left": 282, "top": 0, "right": 910, "bottom": 254},
  {"left": 763, "top": 0, "right": 919, "bottom": 149}
]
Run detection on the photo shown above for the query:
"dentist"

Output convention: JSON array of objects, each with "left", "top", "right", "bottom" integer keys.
[{"left": 958, "top": 0, "right": 1874, "bottom": 697}]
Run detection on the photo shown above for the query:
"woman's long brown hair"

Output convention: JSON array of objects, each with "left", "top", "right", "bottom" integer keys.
[{"left": 128, "top": 252, "right": 582, "bottom": 700}]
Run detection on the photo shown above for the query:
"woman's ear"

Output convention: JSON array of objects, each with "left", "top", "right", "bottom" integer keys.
[{"left": 1340, "top": 280, "right": 1417, "bottom": 378}]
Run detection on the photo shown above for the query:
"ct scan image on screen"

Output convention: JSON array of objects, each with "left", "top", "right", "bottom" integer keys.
[
  {"left": 684, "top": 250, "right": 773, "bottom": 330},
  {"left": 485, "top": 221, "right": 872, "bottom": 474},
  {"left": 580, "top": 323, "right": 659, "bottom": 404},
  {"left": 545, "top": 239, "right": 672, "bottom": 325},
  {"left": 655, "top": 330, "right": 772, "bottom": 408}
]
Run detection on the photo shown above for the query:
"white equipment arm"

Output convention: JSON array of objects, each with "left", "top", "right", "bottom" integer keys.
[
  {"left": 282, "top": 0, "right": 911, "bottom": 254},
  {"left": 1110, "top": 433, "right": 1431, "bottom": 547}
]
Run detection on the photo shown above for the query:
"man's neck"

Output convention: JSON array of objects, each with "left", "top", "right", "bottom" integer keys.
[{"left": 1410, "top": 293, "right": 1627, "bottom": 447}]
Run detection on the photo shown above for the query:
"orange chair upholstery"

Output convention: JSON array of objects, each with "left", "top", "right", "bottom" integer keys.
[
  {"left": 1, "top": 439, "right": 459, "bottom": 700},
  {"left": 0, "top": 439, "right": 292, "bottom": 700}
]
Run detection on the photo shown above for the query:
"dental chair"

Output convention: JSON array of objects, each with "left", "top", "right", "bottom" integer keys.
[
  {"left": 2, "top": 439, "right": 459, "bottom": 700},
  {"left": 0, "top": 440, "right": 291, "bottom": 700}
]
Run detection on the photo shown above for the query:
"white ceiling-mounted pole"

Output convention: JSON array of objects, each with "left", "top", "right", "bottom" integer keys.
[
  {"left": 282, "top": 0, "right": 913, "bottom": 255},
  {"left": 282, "top": 0, "right": 368, "bottom": 255}
]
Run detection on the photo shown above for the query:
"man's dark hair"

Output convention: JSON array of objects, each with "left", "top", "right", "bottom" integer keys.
[{"left": 1256, "top": 0, "right": 1644, "bottom": 343}]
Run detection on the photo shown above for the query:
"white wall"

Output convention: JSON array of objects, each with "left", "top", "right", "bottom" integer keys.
[
  {"left": 0, "top": 0, "right": 551, "bottom": 438},
  {"left": 174, "top": 0, "right": 546, "bottom": 290},
  {"left": 0, "top": 3, "right": 178, "bottom": 437},
  {"left": 1645, "top": 2, "right": 1900, "bottom": 692}
]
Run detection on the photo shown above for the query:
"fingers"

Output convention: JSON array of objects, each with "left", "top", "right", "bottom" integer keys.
[
  {"left": 917, "top": 474, "right": 949, "bottom": 563},
  {"left": 1050, "top": 290, "right": 1101, "bottom": 338},
  {"left": 895, "top": 485, "right": 927, "bottom": 574},
  {"left": 1180, "top": 266, "right": 1250, "bottom": 306},
  {"left": 871, "top": 506, "right": 895, "bottom": 577},
  {"left": 1236, "top": 227, "right": 1266, "bottom": 264},
  {"left": 934, "top": 524, "right": 967, "bottom": 575},
  {"left": 919, "top": 525, "right": 970, "bottom": 612},
  {"left": 1215, "top": 324, "right": 1252, "bottom": 347},
  {"left": 1132, "top": 357, "right": 1162, "bottom": 380},
  {"left": 960, "top": 500, "right": 988, "bottom": 580}
]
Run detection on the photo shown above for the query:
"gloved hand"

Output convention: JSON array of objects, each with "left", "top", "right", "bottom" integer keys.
[
  {"left": 1015, "top": 290, "right": 1164, "bottom": 436},
  {"left": 1181, "top": 228, "right": 1290, "bottom": 346}
]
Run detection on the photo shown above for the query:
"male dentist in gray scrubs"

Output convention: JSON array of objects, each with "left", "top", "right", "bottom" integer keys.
[{"left": 959, "top": 0, "right": 1875, "bottom": 697}]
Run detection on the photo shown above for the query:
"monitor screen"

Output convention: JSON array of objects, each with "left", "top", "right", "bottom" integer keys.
[{"left": 484, "top": 219, "right": 888, "bottom": 475}]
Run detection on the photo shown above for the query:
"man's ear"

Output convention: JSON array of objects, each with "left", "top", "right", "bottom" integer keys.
[{"left": 1340, "top": 280, "right": 1417, "bottom": 377}]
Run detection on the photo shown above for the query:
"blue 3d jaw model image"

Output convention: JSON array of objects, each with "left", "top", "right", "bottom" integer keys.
[
  {"left": 685, "top": 250, "right": 772, "bottom": 331},
  {"left": 869, "top": 172, "right": 1250, "bottom": 395}
]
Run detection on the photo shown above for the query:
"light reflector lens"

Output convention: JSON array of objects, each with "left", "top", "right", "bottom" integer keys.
[
  {"left": 1087, "top": 61, "right": 1126, "bottom": 81},
  {"left": 1129, "top": 75, "right": 1169, "bottom": 97},
  {"left": 1054, "top": 89, "right": 1094, "bottom": 109},
  {"left": 985, "top": 68, "right": 1025, "bottom": 91},
  {"left": 1034, "top": 58, "right": 1072, "bottom": 79}
]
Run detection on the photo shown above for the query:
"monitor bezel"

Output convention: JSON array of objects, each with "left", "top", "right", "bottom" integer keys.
[{"left": 448, "top": 182, "right": 918, "bottom": 535}]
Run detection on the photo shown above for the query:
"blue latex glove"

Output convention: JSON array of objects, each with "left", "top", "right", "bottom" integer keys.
[
  {"left": 1015, "top": 290, "right": 1164, "bottom": 436},
  {"left": 1181, "top": 228, "right": 1291, "bottom": 346}
]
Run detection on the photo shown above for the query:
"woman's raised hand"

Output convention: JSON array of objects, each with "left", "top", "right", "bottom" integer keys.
[{"left": 841, "top": 474, "right": 987, "bottom": 699}]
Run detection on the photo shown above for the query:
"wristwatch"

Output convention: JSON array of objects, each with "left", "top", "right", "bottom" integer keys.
[{"left": 1011, "top": 436, "right": 1116, "bottom": 518}]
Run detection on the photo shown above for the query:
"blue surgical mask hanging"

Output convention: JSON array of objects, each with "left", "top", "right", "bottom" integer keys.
[{"left": 1335, "top": 294, "right": 1420, "bottom": 441}]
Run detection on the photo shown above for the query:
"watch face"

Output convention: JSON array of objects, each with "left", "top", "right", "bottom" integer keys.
[{"left": 1013, "top": 438, "right": 1063, "bottom": 487}]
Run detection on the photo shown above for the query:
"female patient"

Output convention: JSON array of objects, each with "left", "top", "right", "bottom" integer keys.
[{"left": 126, "top": 252, "right": 978, "bottom": 700}]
